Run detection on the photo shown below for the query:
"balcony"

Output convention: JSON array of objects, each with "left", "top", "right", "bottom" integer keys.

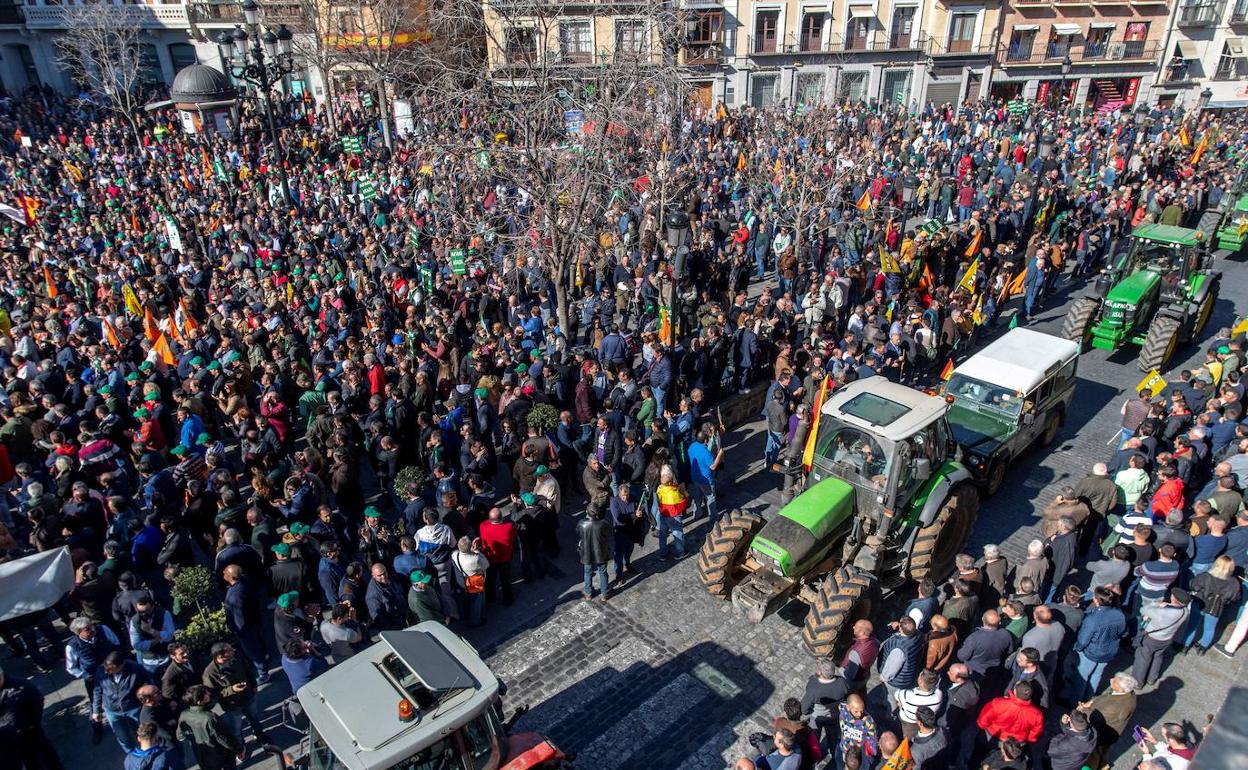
[
  {"left": 744, "top": 32, "right": 924, "bottom": 55},
  {"left": 923, "top": 32, "right": 996, "bottom": 57},
  {"left": 683, "top": 41, "right": 724, "bottom": 65},
  {"left": 189, "top": 1, "right": 242, "bottom": 25},
  {"left": 1233, "top": 0, "right": 1248, "bottom": 21},
  {"left": 25, "top": 3, "right": 189, "bottom": 30},
  {"left": 1177, "top": 1, "right": 1226, "bottom": 25},
  {"left": 998, "top": 40, "right": 1161, "bottom": 66}
]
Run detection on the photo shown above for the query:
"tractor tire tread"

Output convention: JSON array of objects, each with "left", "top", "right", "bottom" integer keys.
[
  {"left": 1139, "top": 315, "right": 1182, "bottom": 374},
  {"left": 802, "top": 566, "right": 876, "bottom": 658},
  {"left": 908, "top": 484, "right": 980, "bottom": 584},
  {"left": 697, "top": 509, "right": 765, "bottom": 598},
  {"left": 1061, "top": 297, "right": 1099, "bottom": 347}
]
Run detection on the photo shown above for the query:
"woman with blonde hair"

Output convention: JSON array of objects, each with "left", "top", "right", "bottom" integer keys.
[
  {"left": 1185, "top": 554, "right": 1241, "bottom": 653},
  {"left": 654, "top": 464, "right": 689, "bottom": 559}
]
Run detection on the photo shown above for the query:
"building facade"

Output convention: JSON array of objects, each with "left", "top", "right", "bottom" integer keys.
[{"left": 1152, "top": 0, "right": 1248, "bottom": 109}]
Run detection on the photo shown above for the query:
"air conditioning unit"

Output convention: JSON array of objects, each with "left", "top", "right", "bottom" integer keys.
[{"left": 1107, "top": 42, "right": 1126, "bottom": 60}]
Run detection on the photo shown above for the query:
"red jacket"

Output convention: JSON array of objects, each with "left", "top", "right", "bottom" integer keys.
[
  {"left": 479, "top": 520, "right": 516, "bottom": 565},
  {"left": 977, "top": 693, "right": 1044, "bottom": 743},
  {"left": 1150, "top": 478, "right": 1185, "bottom": 518}
]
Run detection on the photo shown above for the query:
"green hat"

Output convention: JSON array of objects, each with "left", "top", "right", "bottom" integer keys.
[
  {"left": 272, "top": 542, "right": 292, "bottom": 556},
  {"left": 474, "top": 387, "right": 488, "bottom": 399},
  {"left": 206, "top": 361, "right": 222, "bottom": 371},
  {"left": 515, "top": 363, "right": 528, "bottom": 374},
  {"left": 170, "top": 444, "right": 187, "bottom": 456},
  {"left": 531, "top": 349, "right": 544, "bottom": 360},
  {"left": 1218, "top": 345, "right": 1231, "bottom": 355},
  {"left": 139, "top": 361, "right": 154, "bottom": 372},
  {"left": 133, "top": 407, "right": 150, "bottom": 418},
  {"left": 196, "top": 432, "right": 212, "bottom": 445},
  {"left": 98, "top": 385, "right": 113, "bottom": 396},
  {"left": 521, "top": 492, "right": 536, "bottom": 506},
  {"left": 535, "top": 465, "right": 549, "bottom": 477},
  {"left": 224, "top": 351, "right": 242, "bottom": 364},
  {"left": 410, "top": 570, "right": 433, "bottom": 585},
  {"left": 289, "top": 522, "right": 310, "bottom": 535},
  {"left": 125, "top": 372, "right": 140, "bottom": 382},
  {"left": 333, "top": 272, "right": 344, "bottom": 282},
  {"left": 275, "top": 591, "right": 299, "bottom": 609},
  {"left": 364, "top": 506, "right": 383, "bottom": 519},
  {"left": 190, "top": 356, "right": 206, "bottom": 366}
]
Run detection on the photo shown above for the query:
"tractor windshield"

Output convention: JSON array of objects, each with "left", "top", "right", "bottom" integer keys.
[
  {"left": 1129, "top": 238, "right": 1184, "bottom": 275},
  {"left": 812, "top": 420, "right": 894, "bottom": 492}
]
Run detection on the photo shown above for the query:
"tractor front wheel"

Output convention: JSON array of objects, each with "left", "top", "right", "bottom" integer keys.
[
  {"left": 1061, "top": 297, "right": 1099, "bottom": 348},
  {"left": 908, "top": 484, "right": 980, "bottom": 583},
  {"left": 697, "top": 509, "right": 765, "bottom": 598},
  {"left": 1139, "top": 315, "right": 1182, "bottom": 373},
  {"left": 802, "top": 565, "right": 876, "bottom": 658},
  {"left": 1193, "top": 281, "right": 1219, "bottom": 338}
]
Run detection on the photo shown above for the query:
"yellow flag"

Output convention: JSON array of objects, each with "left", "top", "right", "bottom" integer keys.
[
  {"left": 285, "top": 281, "right": 294, "bottom": 305},
  {"left": 882, "top": 737, "right": 914, "bottom": 770},
  {"left": 958, "top": 257, "right": 980, "bottom": 294},
  {"left": 878, "top": 245, "right": 902, "bottom": 274},
  {"left": 63, "top": 161, "right": 83, "bottom": 183},
  {"left": 122, "top": 283, "right": 142, "bottom": 316},
  {"left": 1179, "top": 126, "right": 1191, "bottom": 147}
]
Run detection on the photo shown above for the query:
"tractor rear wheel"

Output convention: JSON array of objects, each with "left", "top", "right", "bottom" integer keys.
[
  {"left": 697, "top": 509, "right": 765, "bottom": 598},
  {"left": 1193, "top": 281, "right": 1219, "bottom": 337},
  {"left": 1139, "top": 315, "right": 1182, "bottom": 373},
  {"left": 908, "top": 484, "right": 980, "bottom": 583},
  {"left": 802, "top": 565, "right": 876, "bottom": 658},
  {"left": 1061, "top": 297, "right": 1099, "bottom": 348}
]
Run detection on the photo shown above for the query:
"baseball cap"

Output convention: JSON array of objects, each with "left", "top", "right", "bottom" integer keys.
[
  {"left": 410, "top": 570, "right": 433, "bottom": 585},
  {"left": 275, "top": 591, "right": 299, "bottom": 609},
  {"left": 364, "top": 506, "right": 383, "bottom": 519},
  {"left": 271, "top": 542, "right": 292, "bottom": 556}
]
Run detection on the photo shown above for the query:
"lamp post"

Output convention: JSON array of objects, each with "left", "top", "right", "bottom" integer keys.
[
  {"left": 664, "top": 209, "right": 691, "bottom": 346},
  {"left": 217, "top": 0, "right": 296, "bottom": 206},
  {"left": 1059, "top": 54, "right": 1072, "bottom": 115},
  {"left": 1198, "top": 86, "right": 1213, "bottom": 112},
  {"left": 901, "top": 173, "right": 919, "bottom": 216}
]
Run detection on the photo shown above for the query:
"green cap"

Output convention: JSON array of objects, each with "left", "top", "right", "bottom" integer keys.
[
  {"left": 224, "top": 351, "right": 242, "bottom": 364},
  {"left": 275, "top": 591, "right": 299, "bottom": 609},
  {"left": 410, "top": 570, "right": 433, "bottom": 585},
  {"left": 206, "top": 361, "right": 222, "bottom": 371},
  {"left": 289, "top": 522, "right": 310, "bottom": 535},
  {"left": 271, "top": 542, "right": 292, "bottom": 556},
  {"left": 190, "top": 356, "right": 206, "bottom": 366},
  {"left": 133, "top": 407, "right": 150, "bottom": 418},
  {"left": 515, "top": 363, "right": 528, "bottom": 374},
  {"left": 125, "top": 372, "right": 140, "bottom": 382},
  {"left": 170, "top": 444, "right": 187, "bottom": 456},
  {"left": 474, "top": 387, "right": 488, "bottom": 398},
  {"left": 99, "top": 385, "right": 113, "bottom": 396},
  {"left": 535, "top": 465, "right": 548, "bottom": 477},
  {"left": 196, "top": 432, "right": 212, "bottom": 445},
  {"left": 364, "top": 506, "right": 383, "bottom": 519},
  {"left": 521, "top": 492, "right": 536, "bottom": 506},
  {"left": 139, "top": 361, "right": 154, "bottom": 372},
  {"left": 1218, "top": 345, "right": 1231, "bottom": 355}
]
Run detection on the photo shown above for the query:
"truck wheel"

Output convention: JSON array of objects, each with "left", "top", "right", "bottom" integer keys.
[
  {"left": 1060, "top": 297, "right": 1099, "bottom": 348},
  {"left": 1193, "top": 281, "right": 1218, "bottom": 337},
  {"left": 697, "top": 509, "right": 765, "bottom": 598},
  {"left": 1139, "top": 315, "right": 1182, "bottom": 373},
  {"left": 1040, "top": 410, "right": 1062, "bottom": 447},
  {"left": 802, "top": 565, "right": 876, "bottom": 658},
  {"left": 908, "top": 484, "right": 980, "bottom": 583},
  {"left": 984, "top": 459, "right": 1007, "bottom": 497}
]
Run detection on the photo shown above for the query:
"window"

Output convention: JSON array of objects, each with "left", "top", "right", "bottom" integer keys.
[
  {"left": 1123, "top": 22, "right": 1149, "bottom": 58},
  {"left": 1046, "top": 29, "right": 1076, "bottom": 59},
  {"left": 753, "top": 10, "right": 779, "bottom": 53},
  {"left": 558, "top": 20, "right": 592, "bottom": 64},
  {"left": 750, "top": 73, "right": 779, "bottom": 107},
  {"left": 794, "top": 72, "right": 825, "bottom": 105},
  {"left": 889, "top": 6, "right": 914, "bottom": 48},
  {"left": 800, "top": 12, "right": 826, "bottom": 51},
  {"left": 615, "top": 19, "right": 648, "bottom": 59},
  {"left": 14, "top": 44, "right": 39, "bottom": 88},
  {"left": 838, "top": 71, "right": 868, "bottom": 101},
  {"left": 725, "top": 83, "right": 736, "bottom": 106},
  {"left": 460, "top": 711, "right": 502, "bottom": 770},
  {"left": 882, "top": 69, "right": 911, "bottom": 105},
  {"left": 1007, "top": 28, "right": 1036, "bottom": 60},
  {"left": 139, "top": 43, "right": 162, "bottom": 87},
  {"left": 505, "top": 26, "right": 536, "bottom": 65},
  {"left": 685, "top": 11, "right": 723, "bottom": 63},
  {"left": 1215, "top": 39, "right": 1248, "bottom": 78},
  {"left": 169, "top": 43, "right": 197, "bottom": 71},
  {"left": 845, "top": 17, "right": 871, "bottom": 50},
  {"left": 1085, "top": 26, "right": 1112, "bottom": 59},
  {"left": 1235, "top": 0, "right": 1248, "bottom": 21},
  {"left": 948, "top": 12, "right": 977, "bottom": 53},
  {"left": 1178, "top": 0, "right": 1224, "bottom": 25}
]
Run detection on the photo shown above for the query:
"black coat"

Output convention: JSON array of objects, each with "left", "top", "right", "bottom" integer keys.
[{"left": 576, "top": 516, "right": 612, "bottom": 566}]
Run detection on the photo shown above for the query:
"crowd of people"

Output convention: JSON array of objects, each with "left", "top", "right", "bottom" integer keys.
[{"left": 0, "top": 76, "right": 1242, "bottom": 770}]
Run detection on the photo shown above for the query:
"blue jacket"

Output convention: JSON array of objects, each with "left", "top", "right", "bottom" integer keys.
[
  {"left": 1074, "top": 605, "right": 1127, "bottom": 662},
  {"left": 92, "top": 660, "right": 151, "bottom": 715},
  {"left": 125, "top": 744, "right": 183, "bottom": 770},
  {"left": 599, "top": 333, "right": 627, "bottom": 366}
]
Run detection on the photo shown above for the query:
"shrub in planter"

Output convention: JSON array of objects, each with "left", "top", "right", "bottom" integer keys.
[
  {"left": 394, "top": 465, "right": 430, "bottom": 499},
  {"left": 171, "top": 564, "right": 216, "bottom": 616},
  {"left": 175, "top": 608, "right": 230, "bottom": 655},
  {"left": 526, "top": 403, "right": 560, "bottom": 433}
]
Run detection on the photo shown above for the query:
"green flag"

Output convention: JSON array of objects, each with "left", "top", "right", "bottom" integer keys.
[
  {"left": 1009, "top": 312, "right": 1019, "bottom": 330},
  {"left": 357, "top": 176, "right": 377, "bottom": 201},
  {"left": 342, "top": 136, "right": 363, "bottom": 155},
  {"left": 408, "top": 223, "right": 420, "bottom": 247},
  {"left": 361, "top": 92, "right": 375, "bottom": 108},
  {"left": 449, "top": 247, "right": 466, "bottom": 276}
]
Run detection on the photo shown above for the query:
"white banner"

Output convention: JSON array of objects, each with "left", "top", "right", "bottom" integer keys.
[{"left": 0, "top": 547, "right": 74, "bottom": 622}]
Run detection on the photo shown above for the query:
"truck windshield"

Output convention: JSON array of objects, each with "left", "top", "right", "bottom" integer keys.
[
  {"left": 308, "top": 725, "right": 461, "bottom": 770},
  {"left": 812, "top": 420, "right": 893, "bottom": 491},
  {"left": 944, "top": 374, "right": 1022, "bottom": 418}
]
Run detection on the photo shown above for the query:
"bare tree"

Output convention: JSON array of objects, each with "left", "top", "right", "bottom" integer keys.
[
  {"left": 55, "top": 4, "right": 149, "bottom": 143},
  {"left": 402, "top": 0, "right": 692, "bottom": 333}
]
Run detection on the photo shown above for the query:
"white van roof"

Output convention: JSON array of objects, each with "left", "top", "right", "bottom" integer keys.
[{"left": 951, "top": 328, "right": 1079, "bottom": 395}]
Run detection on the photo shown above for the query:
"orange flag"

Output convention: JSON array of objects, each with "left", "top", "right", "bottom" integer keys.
[
  {"left": 143, "top": 307, "right": 160, "bottom": 342},
  {"left": 43, "top": 265, "right": 56, "bottom": 299},
  {"left": 1190, "top": 134, "right": 1208, "bottom": 166},
  {"left": 1007, "top": 268, "right": 1028, "bottom": 298},
  {"left": 177, "top": 298, "right": 198, "bottom": 335},
  {"left": 102, "top": 317, "right": 122, "bottom": 349},
  {"left": 153, "top": 333, "right": 176, "bottom": 365},
  {"left": 736, "top": 152, "right": 746, "bottom": 172},
  {"left": 964, "top": 228, "right": 983, "bottom": 258},
  {"left": 167, "top": 313, "right": 182, "bottom": 344},
  {"left": 856, "top": 189, "right": 872, "bottom": 212},
  {"left": 131, "top": 211, "right": 140, "bottom": 233}
]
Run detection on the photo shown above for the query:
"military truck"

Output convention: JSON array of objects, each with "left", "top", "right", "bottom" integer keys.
[
  {"left": 1061, "top": 222, "right": 1220, "bottom": 372},
  {"left": 941, "top": 328, "right": 1080, "bottom": 496},
  {"left": 281, "top": 623, "right": 571, "bottom": 770},
  {"left": 696, "top": 377, "right": 979, "bottom": 657}
]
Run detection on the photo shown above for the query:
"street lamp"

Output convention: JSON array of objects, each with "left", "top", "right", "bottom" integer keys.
[
  {"left": 217, "top": 1, "right": 297, "bottom": 206},
  {"left": 1038, "top": 133, "right": 1056, "bottom": 158},
  {"left": 664, "top": 209, "right": 691, "bottom": 346},
  {"left": 901, "top": 173, "right": 919, "bottom": 214},
  {"left": 1199, "top": 86, "right": 1213, "bottom": 111},
  {"left": 1059, "top": 54, "right": 1072, "bottom": 114}
]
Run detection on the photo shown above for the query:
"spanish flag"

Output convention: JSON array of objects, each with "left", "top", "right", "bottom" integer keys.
[
  {"left": 802, "top": 376, "right": 831, "bottom": 472},
  {"left": 43, "top": 265, "right": 56, "bottom": 299},
  {"left": 656, "top": 484, "right": 689, "bottom": 518},
  {"left": 63, "top": 161, "right": 83, "bottom": 183},
  {"left": 16, "top": 193, "right": 38, "bottom": 226},
  {"left": 1179, "top": 126, "right": 1192, "bottom": 147},
  {"left": 102, "top": 317, "right": 121, "bottom": 349},
  {"left": 1190, "top": 134, "right": 1208, "bottom": 166},
  {"left": 856, "top": 189, "right": 872, "bottom": 212},
  {"left": 153, "top": 333, "right": 176, "bottom": 366},
  {"left": 940, "top": 358, "right": 955, "bottom": 381}
]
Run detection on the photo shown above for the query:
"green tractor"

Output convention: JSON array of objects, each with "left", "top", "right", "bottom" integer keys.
[
  {"left": 1060, "top": 223, "right": 1220, "bottom": 373},
  {"left": 1212, "top": 192, "right": 1248, "bottom": 260},
  {"left": 697, "top": 377, "right": 979, "bottom": 657}
]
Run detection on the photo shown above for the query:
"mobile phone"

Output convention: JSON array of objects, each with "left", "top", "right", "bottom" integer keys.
[{"left": 1132, "top": 725, "right": 1147, "bottom": 744}]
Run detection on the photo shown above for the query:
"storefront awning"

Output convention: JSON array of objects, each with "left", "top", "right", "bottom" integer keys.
[
  {"left": 1089, "top": 21, "right": 1117, "bottom": 29},
  {"left": 848, "top": 5, "right": 874, "bottom": 17},
  {"left": 1051, "top": 23, "right": 1081, "bottom": 36},
  {"left": 1227, "top": 37, "right": 1246, "bottom": 56},
  {"left": 1012, "top": 24, "right": 1039, "bottom": 32},
  {"left": 1208, "top": 99, "right": 1248, "bottom": 109},
  {"left": 1176, "top": 40, "right": 1200, "bottom": 59}
]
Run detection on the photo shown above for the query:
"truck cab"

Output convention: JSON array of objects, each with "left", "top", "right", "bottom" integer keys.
[{"left": 941, "top": 328, "right": 1079, "bottom": 496}]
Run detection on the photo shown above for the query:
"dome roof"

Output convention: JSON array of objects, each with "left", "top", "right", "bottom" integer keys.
[{"left": 170, "top": 64, "right": 235, "bottom": 104}]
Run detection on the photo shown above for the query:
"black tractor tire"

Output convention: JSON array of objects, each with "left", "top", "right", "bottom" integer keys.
[
  {"left": 984, "top": 458, "right": 1008, "bottom": 497},
  {"left": 908, "top": 484, "right": 980, "bottom": 583},
  {"left": 1061, "top": 297, "right": 1099, "bottom": 348},
  {"left": 697, "top": 509, "right": 765, "bottom": 598},
  {"left": 1138, "top": 315, "right": 1183, "bottom": 373},
  {"left": 1193, "top": 280, "right": 1219, "bottom": 338},
  {"left": 802, "top": 565, "right": 876, "bottom": 659}
]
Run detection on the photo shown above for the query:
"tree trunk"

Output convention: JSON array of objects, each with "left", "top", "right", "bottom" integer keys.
[
  {"left": 554, "top": 267, "right": 570, "bottom": 342},
  {"left": 376, "top": 81, "right": 393, "bottom": 149}
]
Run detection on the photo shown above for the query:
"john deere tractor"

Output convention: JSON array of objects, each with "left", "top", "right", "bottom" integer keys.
[
  {"left": 1060, "top": 223, "right": 1220, "bottom": 373},
  {"left": 697, "top": 377, "right": 979, "bottom": 658}
]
